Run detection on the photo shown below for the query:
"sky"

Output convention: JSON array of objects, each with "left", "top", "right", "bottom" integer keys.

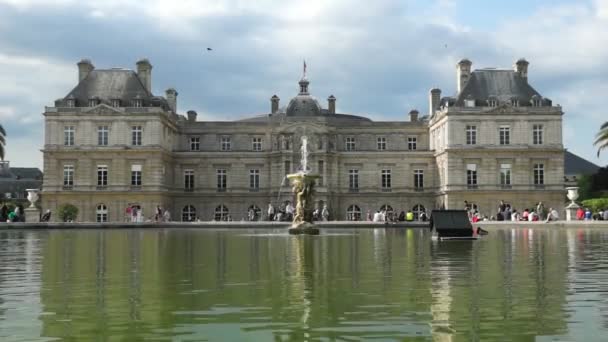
[{"left": 0, "top": 0, "right": 607, "bottom": 169}]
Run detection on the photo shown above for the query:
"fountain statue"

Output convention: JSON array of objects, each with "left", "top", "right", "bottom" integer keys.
[{"left": 286, "top": 136, "right": 320, "bottom": 235}]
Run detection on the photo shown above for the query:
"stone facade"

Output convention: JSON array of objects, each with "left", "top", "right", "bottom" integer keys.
[{"left": 41, "top": 58, "right": 565, "bottom": 222}]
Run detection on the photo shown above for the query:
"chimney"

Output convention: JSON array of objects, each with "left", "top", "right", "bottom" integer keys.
[
  {"left": 409, "top": 109, "right": 419, "bottom": 122},
  {"left": 270, "top": 95, "right": 280, "bottom": 114},
  {"left": 328, "top": 95, "right": 336, "bottom": 114},
  {"left": 514, "top": 58, "right": 529, "bottom": 80},
  {"left": 136, "top": 58, "right": 153, "bottom": 93},
  {"left": 456, "top": 58, "right": 472, "bottom": 93},
  {"left": 429, "top": 88, "right": 441, "bottom": 116},
  {"left": 187, "top": 110, "right": 197, "bottom": 122},
  {"left": 165, "top": 88, "right": 178, "bottom": 113},
  {"left": 77, "top": 59, "right": 94, "bottom": 83}
]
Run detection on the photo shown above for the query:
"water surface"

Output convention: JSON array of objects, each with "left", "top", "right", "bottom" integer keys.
[{"left": 1, "top": 227, "right": 608, "bottom": 341}]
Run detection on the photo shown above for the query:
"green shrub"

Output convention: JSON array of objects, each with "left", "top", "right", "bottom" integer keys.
[
  {"left": 57, "top": 203, "right": 79, "bottom": 222},
  {"left": 581, "top": 198, "right": 608, "bottom": 212}
]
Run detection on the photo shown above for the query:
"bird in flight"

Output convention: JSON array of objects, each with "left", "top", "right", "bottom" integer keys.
[{"left": 207, "top": 48, "right": 213, "bottom": 51}]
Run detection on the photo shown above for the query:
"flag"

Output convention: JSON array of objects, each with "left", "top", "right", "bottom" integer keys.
[{"left": 303, "top": 60, "right": 307, "bottom": 77}]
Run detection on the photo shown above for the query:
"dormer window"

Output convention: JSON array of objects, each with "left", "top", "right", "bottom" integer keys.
[
  {"left": 465, "top": 95, "right": 475, "bottom": 108},
  {"left": 132, "top": 95, "right": 143, "bottom": 108},
  {"left": 111, "top": 99, "right": 121, "bottom": 108},
  {"left": 88, "top": 97, "right": 99, "bottom": 107},
  {"left": 66, "top": 98, "right": 75, "bottom": 108},
  {"left": 511, "top": 97, "right": 519, "bottom": 107},
  {"left": 531, "top": 95, "right": 542, "bottom": 107},
  {"left": 487, "top": 97, "right": 498, "bottom": 107}
]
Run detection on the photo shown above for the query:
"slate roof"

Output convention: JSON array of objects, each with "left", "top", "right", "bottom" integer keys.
[
  {"left": 0, "top": 166, "right": 43, "bottom": 199},
  {"left": 564, "top": 151, "right": 601, "bottom": 176},
  {"left": 57, "top": 69, "right": 170, "bottom": 110},
  {"left": 454, "top": 69, "right": 549, "bottom": 106}
]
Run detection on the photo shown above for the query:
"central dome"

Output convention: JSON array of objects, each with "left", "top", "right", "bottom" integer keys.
[
  {"left": 286, "top": 95, "right": 322, "bottom": 116},
  {"left": 285, "top": 76, "right": 322, "bottom": 116}
]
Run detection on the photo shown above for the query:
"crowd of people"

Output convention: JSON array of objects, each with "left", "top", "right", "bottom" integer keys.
[
  {"left": 575, "top": 207, "right": 608, "bottom": 221},
  {"left": 265, "top": 202, "right": 330, "bottom": 222},
  {"left": 465, "top": 200, "right": 562, "bottom": 223},
  {"left": 0, "top": 203, "right": 25, "bottom": 222},
  {"left": 124, "top": 205, "right": 171, "bottom": 223}
]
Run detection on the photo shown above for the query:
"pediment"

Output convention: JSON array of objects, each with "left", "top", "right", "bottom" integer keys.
[
  {"left": 484, "top": 103, "right": 524, "bottom": 114},
  {"left": 275, "top": 122, "right": 329, "bottom": 134},
  {"left": 83, "top": 104, "right": 124, "bottom": 115}
]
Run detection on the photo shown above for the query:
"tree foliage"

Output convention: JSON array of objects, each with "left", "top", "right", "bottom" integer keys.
[
  {"left": 595, "top": 121, "right": 608, "bottom": 157},
  {"left": 57, "top": 203, "right": 79, "bottom": 222},
  {"left": 581, "top": 198, "right": 608, "bottom": 213}
]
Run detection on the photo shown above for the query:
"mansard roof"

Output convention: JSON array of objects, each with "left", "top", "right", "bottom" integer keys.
[
  {"left": 57, "top": 69, "right": 170, "bottom": 110},
  {"left": 454, "top": 69, "right": 544, "bottom": 106}
]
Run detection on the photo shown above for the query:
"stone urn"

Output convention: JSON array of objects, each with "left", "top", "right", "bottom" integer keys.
[
  {"left": 566, "top": 187, "right": 579, "bottom": 205},
  {"left": 26, "top": 189, "right": 40, "bottom": 208}
]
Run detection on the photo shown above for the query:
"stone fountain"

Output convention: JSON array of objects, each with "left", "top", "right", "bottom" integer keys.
[{"left": 287, "top": 136, "right": 320, "bottom": 235}]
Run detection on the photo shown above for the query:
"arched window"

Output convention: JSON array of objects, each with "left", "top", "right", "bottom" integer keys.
[
  {"left": 346, "top": 205, "right": 361, "bottom": 221},
  {"left": 248, "top": 205, "right": 261, "bottom": 221},
  {"left": 96, "top": 204, "right": 108, "bottom": 223},
  {"left": 380, "top": 204, "right": 393, "bottom": 214},
  {"left": 215, "top": 204, "right": 229, "bottom": 221},
  {"left": 412, "top": 204, "right": 426, "bottom": 220},
  {"left": 182, "top": 205, "right": 196, "bottom": 222}
]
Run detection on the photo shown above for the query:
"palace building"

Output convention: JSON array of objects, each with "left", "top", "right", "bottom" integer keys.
[{"left": 41, "top": 58, "right": 565, "bottom": 222}]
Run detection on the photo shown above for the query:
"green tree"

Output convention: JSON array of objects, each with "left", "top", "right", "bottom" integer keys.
[
  {"left": 57, "top": 203, "right": 79, "bottom": 222},
  {"left": 0, "top": 124, "right": 6, "bottom": 161},
  {"left": 595, "top": 121, "right": 608, "bottom": 157},
  {"left": 577, "top": 174, "right": 594, "bottom": 201}
]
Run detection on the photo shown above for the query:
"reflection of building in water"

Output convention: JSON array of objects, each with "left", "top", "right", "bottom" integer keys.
[{"left": 429, "top": 243, "right": 456, "bottom": 342}]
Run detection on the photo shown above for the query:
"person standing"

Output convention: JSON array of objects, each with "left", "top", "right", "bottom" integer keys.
[
  {"left": 536, "top": 202, "right": 545, "bottom": 221},
  {"left": 321, "top": 205, "right": 329, "bottom": 222},
  {"left": 267, "top": 203, "right": 275, "bottom": 221}
]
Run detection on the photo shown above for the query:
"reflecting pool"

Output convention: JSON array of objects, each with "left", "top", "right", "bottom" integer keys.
[{"left": 1, "top": 227, "right": 608, "bottom": 341}]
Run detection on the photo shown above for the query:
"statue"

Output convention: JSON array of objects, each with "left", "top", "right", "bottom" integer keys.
[{"left": 287, "top": 136, "right": 320, "bottom": 235}]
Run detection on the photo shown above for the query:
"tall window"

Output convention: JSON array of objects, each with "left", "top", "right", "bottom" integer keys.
[
  {"left": 533, "top": 125, "right": 544, "bottom": 145},
  {"left": 184, "top": 169, "right": 194, "bottom": 190},
  {"left": 252, "top": 137, "right": 262, "bottom": 151},
  {"left": 249, "top": 169, "right": 260, "bottom": 191},
  {"left": 214, "top": 204, "right": 229, "bottom": 221},
  {"left": 381, "top": 169, "right": 391, "bottom": 190},
  {"left": 217, "top": 169, "right": 227, "bottom": 191},
  {"left": 349, "top": 169, "right": 359, "bottom": 191},
  {"left": 96, "top": 204, "right": 108, "bottom": 223},
  {"left": 63, "top": 165, "right": 74, "bottom": 188},
  {"left": 408, "top": 137, "right": 417, "bottom": 150},
  {"left": 131, "top": 164, "right": 142, "bottom": 187},
  {"left": 533, "top": 163, "right": 544, "bottom": 185},
  {"left": 220, "top": 136, "right": 231, "bottom": 151},
  {"left": 64, "top": 126, "right": 75, "bottom": 146},
  {"left": 466, "top": 164, "right": 477, "bottom": 188},
  {"left": 466, "top": 125, "right": 477, "bottom": 145},
  {"left": 377, "top": 137, "right": 386, "bottom": 150},
  {"left": 131, "top": 126, "right": 142, "bottom": 146},
  {"left": 111, "top": 99, "right": 120, "bottom": 107},
  {"left": 182, "top": 205, "right": 196, "bottom": 222},
  {"left": 414, "top": 169, "right": 424, "bottom": 190},
  {"left": 345, "top": 137, "right": 356, "bottom": 151},
  {"left": 500, "top": 163, "right": 511, "bottom": 187},
  {"left": 499, "top": 126, "right": 510, "bottom": 145},
  {"left": 97, "top": 126, "right": 108, "bottom": 146},
  {"left": 346, "top": 205, "right": 361, "bottom": 221},
  {"left": 284, "top": 160, "right": 291, "bottom": 176},
  {"left": 190, "top": 137, "right": 200, "bottom": 151},
  {"left": 317, "top": 160, "right": 324, "bottom": 186},
  {"left": 97, "top": 165, "right": 108, "bottom": 188}
]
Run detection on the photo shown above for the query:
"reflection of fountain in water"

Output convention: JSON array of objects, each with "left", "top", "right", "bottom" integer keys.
[{"left": 300, "top": 136, "right": 309, "bottom": 173}]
